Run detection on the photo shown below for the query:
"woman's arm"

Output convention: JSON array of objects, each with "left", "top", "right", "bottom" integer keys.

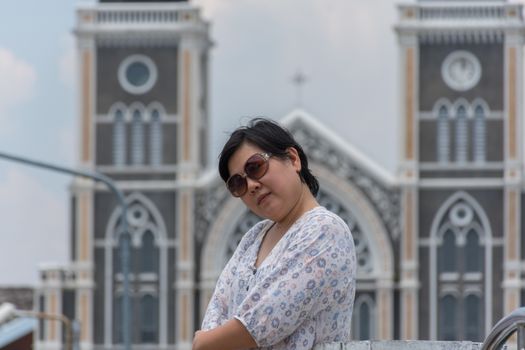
[{"left": 192, "top": 318, "right": 257, "bottom": 350}]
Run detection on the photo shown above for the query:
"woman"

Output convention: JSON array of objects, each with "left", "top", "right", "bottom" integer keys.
[{"left": 193, "top": 118, "right": 356, "bottom": 350}]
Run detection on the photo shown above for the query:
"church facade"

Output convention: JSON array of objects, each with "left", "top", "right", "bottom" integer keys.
[{"left": 33, "top": 1, "right": 525, "bottom": 349}]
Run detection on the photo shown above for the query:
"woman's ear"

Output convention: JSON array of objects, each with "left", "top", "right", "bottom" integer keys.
[{"left": 286, "top": 147, "right": 302, "bottom": 172}]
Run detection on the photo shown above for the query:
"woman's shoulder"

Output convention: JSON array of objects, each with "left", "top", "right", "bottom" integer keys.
[
  {"left": 305, "top": 206, "right": 350, "bottom": 231},
  {"left": 296, "top": 207, "right": 353, "bottom": 248}
]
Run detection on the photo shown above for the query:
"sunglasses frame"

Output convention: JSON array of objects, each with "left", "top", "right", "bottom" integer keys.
[{"left": 226, "top": 152, "right": 272, "bottom": 197}]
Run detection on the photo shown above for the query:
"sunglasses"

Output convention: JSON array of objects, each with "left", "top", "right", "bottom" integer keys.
[{"left": 227, "top": 152, "right": 272, "bottom": 197}]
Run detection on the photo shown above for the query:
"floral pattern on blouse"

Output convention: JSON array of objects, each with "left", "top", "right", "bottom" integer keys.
[{"left": 202, "top": 206, "right": 356, "bottom": 350}]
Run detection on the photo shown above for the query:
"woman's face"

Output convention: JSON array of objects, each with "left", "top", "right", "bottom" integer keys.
[{"left": 227, "top": 142, "right": 303, "bottom": 223}]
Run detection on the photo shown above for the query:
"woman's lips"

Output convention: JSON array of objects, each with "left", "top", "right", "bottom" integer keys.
[{"left": 257, "top": 192, "right": 270, "bottom": 205}]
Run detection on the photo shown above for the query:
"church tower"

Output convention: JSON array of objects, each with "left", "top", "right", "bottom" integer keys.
[
  {"left": 36, "top": 1, "right": 211, "bottom": 349},
  {"left": 396, "top": 0, "right": 524, "bottom": 341}
]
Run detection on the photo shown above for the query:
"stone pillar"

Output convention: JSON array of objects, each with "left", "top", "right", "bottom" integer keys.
[
  {"left": 74, "top": 14, "right": 97, "bottom": 347},
  {"left": 502, "top": 28, "right": 524, "bottom": 318},
  {"left": 398, "top": 27, "right": 420, "bottom": 340},
  {"left": 76, "top": 27, "right": 96, "bottom": 170},
  {"left": 37, "top": 268, "right": 64, "bottom": 350},
  {"left": 175, "top": 35, "right": 205, "bottom": 350},
  {"left": 377, "top": 279, "right": 394, "bottom": 340}
]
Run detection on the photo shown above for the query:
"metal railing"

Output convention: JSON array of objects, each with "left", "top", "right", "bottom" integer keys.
[
  {"left": 94, "top": 8, "right": 198, "bottom": 25},
  {"left": 0, "top": 151, "right": 131, "bottom": 350},
  {"left": 482, "top": 307, "right": 525, "bottom": 350},
  {"left": 398, "top": 4, "right": 523, "bottom": 21}
]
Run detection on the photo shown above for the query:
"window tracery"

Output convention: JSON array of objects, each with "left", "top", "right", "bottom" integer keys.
[
  {"left": 433, "top": 99, "right": 489, "bottom": 164},
  {"left": 433, "top": 195, "right": 487, "bottom": 341},
  {"left": 109, "top": 196, "right": 165, "bottom": 345},
  {"left": 131, "top": 109, "right": 144, "bottom": 165},
  {"left": 113, "top": 109, "right": 126, "bottom": 166},
  {"left": 455, "top": 105, "right": 468, "bottom": 163},
  {"left": 437, "top": 104, "right": 450, "bottom": 163},
  {"left": 473, "top": 104, "right": 486, "bottom": 163},
  {"left": 150, "top": 109, "right": 162, "bottom": 166}
]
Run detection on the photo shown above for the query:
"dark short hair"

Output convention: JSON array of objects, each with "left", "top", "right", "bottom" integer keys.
[{"left": 218, "top": 118, "right": 319, "bottom": 196}]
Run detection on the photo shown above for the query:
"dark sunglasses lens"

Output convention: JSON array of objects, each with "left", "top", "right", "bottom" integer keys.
[
  {"left": 245, "top": 154, "right": 268, "bottom": 180},
  {"left": 227, "top": 174, "right": 247, "bottom": 197}
]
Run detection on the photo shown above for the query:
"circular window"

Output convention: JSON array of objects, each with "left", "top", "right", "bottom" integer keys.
[
  {"left": 127, "top": 203, "right": 148, "bottom": 228},
  {"left": 118, "top": 54, "right": 158, "bottom": 95},
  {"left": 449, "top": 202, "right": 474, "bottom": 227},
  {"left": 441, "top": 50, "right": 482, "bottom": 91}
]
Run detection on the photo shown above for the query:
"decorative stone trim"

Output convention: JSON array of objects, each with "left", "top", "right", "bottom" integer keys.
[
  {"left": 118, "top": 54, "right": 158, "bottom": 95},
  {"left": 419, "top": 31, "right": 504, "bottom": 44},
  {"left": 289, "top": 122, "right": 402, "bottom": 241},
  {"left": 194, "top": 183, "right": 230, "bottom": 244}
]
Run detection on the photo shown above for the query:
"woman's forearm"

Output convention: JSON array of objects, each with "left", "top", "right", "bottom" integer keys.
[{"left": 192, "top": 318, "right": 257, "bottom": 350}]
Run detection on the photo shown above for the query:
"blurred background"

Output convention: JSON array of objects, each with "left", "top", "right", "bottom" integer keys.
[
  {"left": 0, "top": 0, "right": 400, "bottom": 286},
  {"left": 1, "top": 0, "right": 525, "bottom": 349}
]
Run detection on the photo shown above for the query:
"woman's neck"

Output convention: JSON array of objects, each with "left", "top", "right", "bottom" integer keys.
[{"left": 274, "top": 185, "right": 318, "bottom": 230}]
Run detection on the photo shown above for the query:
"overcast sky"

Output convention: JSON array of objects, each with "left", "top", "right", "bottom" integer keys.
[{"left": 0, "top": 0, "right": 523, "bottom": 285}]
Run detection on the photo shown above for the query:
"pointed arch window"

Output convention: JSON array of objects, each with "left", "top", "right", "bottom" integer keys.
[
  {"left": 439, "top": 295, "right": 457, "bottom": 340},
  {"left": 140, "top": 295, "right": 158, "bottom": 343},
  {"left": 455, "top": 105, "right": 468, "bottom": 163},
  {"left": 113, "top": 233, "right": 130, "bottom": 274},
  {"left": 150, "top": 109, "right": 162, "bottom": 166},
  {"left": 131, "top": 110, "right": 144, "bottom": 165},
  {"left": 473, "top": 105, "right": 486, "bottom": 163},
  {"left": 106, "top": 194, "right": 167, "bottom": 346},
  {"left": 464, "top": 294, "right": 482, "bottom": 341},
  {"left": 465, "top": 230, "right": 482, "bottom": 272},
  {"left": 439, "top": 230, "right": 456, "bottom": 273},
  {"left": 359, "top": 302, "right": 371, "bottom": 339},
  {"left": 437, "top": 105, "right": 450, "bottom": 163},
  {"left": 131, "top": 109, "right": 144, "bottom": 165},
  {"left": 113, "top": 243, "right": 121, "bottom": 274},
  {"left": 432, "top": 194, "right": 490, "bottom": 341},
  {"left": 141, "top": 231, "right": 158, "bottom": 273},
  {"left": 352, "top": 295, "right": 375, "bottom": 340},
  {"left": 113, "top": 109, "right": 126, "bottom": 166},
  {"left": 113, "top": 295, "right": 123, "bottom": 343}
]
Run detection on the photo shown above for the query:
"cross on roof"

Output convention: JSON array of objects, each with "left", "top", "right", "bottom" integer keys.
[{"left": 291, "top": 70, "right": 308, "bottom": 108}]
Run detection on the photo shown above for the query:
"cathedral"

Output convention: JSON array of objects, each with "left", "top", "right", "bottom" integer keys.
[{"left": 33, "top": 0, "right": 525, "bottom": 349}]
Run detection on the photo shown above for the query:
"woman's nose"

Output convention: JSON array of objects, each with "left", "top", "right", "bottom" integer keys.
[{"left": 245, "top": 176, "right": 261, "bottom": 194}]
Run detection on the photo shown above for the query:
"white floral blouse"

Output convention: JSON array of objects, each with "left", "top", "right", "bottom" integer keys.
[{"left": 202, "top": 206, "right": 356, "bottom": 349}]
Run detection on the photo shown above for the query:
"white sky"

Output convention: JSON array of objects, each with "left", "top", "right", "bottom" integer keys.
[{"left": 0, "top": 0, "right": 523, "bottom": 285}]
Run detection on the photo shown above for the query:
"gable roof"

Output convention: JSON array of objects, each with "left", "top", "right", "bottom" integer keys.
[{"left": 281, "top": 108, "right": 397, "bottom": 187}]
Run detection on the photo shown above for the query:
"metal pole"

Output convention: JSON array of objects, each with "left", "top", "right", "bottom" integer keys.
[
  {"left": 517, "top": 322, "right": 525, "bottom": 350},
  {"left": 72, "top": 320, "right": 80, "bottom": 350},
  {"left": 0, "top": 151, "right": 131, "bottom": 350}
]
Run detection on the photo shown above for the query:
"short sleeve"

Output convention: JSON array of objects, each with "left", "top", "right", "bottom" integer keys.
[
  {"left": 234, "top": 213, "right": 355, "bottom": 347},
  {"left": 200, "top": 259, "right": 233, "bottom": 330},
  {"left": 201, "top": 220, "right": 269, "bottom": 330}
]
